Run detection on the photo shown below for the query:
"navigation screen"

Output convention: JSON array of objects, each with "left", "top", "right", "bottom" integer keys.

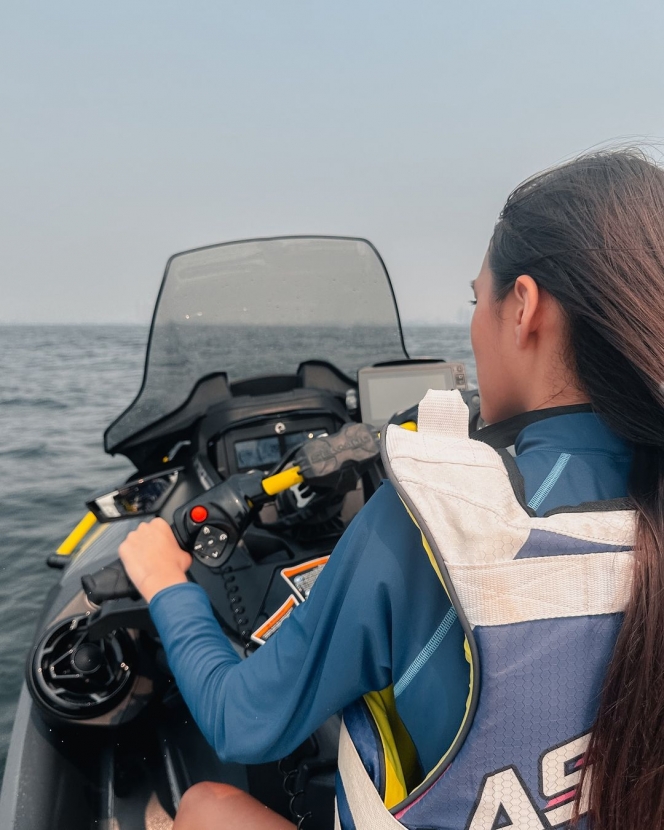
[{"left": 358, "top": 362, "right": 463, "bottom": 426}]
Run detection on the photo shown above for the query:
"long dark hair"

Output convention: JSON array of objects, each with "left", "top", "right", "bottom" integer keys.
[{"left": 489, "top": 148, "right": 664, "bottom": 830}]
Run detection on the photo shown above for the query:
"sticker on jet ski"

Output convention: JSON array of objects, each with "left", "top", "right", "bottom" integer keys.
[
  {"left": 251, "top": 594, "right": 300, "bottom": 645},
  {"left": 281, "top": 556, "right": 330, "bottom": 601}
]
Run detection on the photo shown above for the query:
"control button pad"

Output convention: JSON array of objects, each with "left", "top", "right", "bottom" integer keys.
[{"left": 192, "top": 524, "right": 231, "bottom": 568}]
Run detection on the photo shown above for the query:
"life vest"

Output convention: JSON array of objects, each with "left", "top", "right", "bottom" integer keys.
[{"left": 335, "top": 390, "right": 634, "bottom": 830}]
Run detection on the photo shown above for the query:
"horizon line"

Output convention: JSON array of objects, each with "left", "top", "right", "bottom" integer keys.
[{"left": 0, "top": 320, "right": 471, "bottom": 328}]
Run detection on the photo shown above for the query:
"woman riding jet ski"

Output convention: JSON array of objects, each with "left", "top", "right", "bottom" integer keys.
[
  {"left": 120, "top": 149, "right": 664, "bottom": 830},
  {"left": 1, "top": 234, "right": 475, "bottom": 830}
]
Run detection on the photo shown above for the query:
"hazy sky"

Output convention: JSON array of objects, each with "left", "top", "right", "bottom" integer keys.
[{"left": 3, "top": 1, "right": 664, "bottom": 324}]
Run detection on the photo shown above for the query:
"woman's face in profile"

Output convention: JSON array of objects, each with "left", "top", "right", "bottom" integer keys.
[{"left": 470, "top": 253, "right": 523, "bottom": 424}]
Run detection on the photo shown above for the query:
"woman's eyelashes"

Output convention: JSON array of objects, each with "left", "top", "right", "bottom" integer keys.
[{"left": 469, "top": 299, "right": 477, "bottom": 306}]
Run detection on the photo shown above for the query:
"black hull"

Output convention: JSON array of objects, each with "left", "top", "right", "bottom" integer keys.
[
  {"left": 0, "top": 518, "right": 339, "bottom": 829},
  {"left": 1, "top": 681, "right": 339, "bottom": 829}
]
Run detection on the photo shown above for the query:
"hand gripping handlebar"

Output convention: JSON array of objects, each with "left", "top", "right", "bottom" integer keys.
[{"left": 81, "top": 422, "right": 384, "bottom": 601}]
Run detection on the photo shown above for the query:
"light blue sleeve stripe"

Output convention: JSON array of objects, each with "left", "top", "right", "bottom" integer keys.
[
  {"left": 527, "top": 452, "right": 572, "bottom": 512},
  {"left": 394, "top": 606, "right": 458, "bottom": 698}
]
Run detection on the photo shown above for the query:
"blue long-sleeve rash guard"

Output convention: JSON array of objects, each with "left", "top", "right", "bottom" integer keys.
[{"left": 149, "top": 412, "right": 632, "bottom": 776}]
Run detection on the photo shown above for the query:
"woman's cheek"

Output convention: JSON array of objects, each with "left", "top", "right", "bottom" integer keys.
[{"left": 471, "top": 306, "right": 500, "bottom": 422}]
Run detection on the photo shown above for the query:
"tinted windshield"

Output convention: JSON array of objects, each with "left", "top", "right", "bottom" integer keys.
[{"left": 106, "top": 237, "right": 407, "bottom": 450}]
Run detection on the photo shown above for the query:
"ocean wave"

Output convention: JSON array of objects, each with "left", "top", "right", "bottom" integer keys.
[
  {"left": 0, "top": 396, "right": 68, "bottom": 410},
  {"left": 0, "top": 443, "right": 49, "bottom": 459}
]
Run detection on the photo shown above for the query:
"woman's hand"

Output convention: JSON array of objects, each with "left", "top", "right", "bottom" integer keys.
[{"left": 118, "top": 517, "right": 193, "bottom": 603}]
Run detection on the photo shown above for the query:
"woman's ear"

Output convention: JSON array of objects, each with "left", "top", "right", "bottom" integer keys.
[{"left": 513, "top": 275, "right": 540, "bottom": 349}]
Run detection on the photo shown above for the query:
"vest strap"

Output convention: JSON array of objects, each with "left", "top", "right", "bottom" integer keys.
[
  {"left": 337, "top": 719, "right": 405, "bottom": 830},
  {"left": 417, "top": 389, "right": 469, "bottom": 438},
  {"left": 449, "top": 550, "right": 634, "bottom": 626}
]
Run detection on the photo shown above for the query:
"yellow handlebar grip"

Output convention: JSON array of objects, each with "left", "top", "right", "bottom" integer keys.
[
  {"left": 56, "top": 512, "right": 98, "bottom": 555},
  {"left": 262, "top": 466, "right": 304, "bottom": 497}
]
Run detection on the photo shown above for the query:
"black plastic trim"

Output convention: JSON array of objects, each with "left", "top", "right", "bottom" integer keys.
[
  {"left": 230, "top": 375, "right": 299, "bottom": 397},
  {"left": 46, "top": 553, "right": 71, "bottom": 570},
  {"left": 373, "top": 357, "right": 447, "bottom": 367},
  {"left": 204, "top": 390, "right": 349, "bottom": 436}
]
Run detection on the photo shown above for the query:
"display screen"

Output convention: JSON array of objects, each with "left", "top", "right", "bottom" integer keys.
[
  {"left": 235, "top": 437, "right": 282, "bottom": 470},
  {"left": 234, "top": 429, "right": 328, "bottom": 472},
  {"left": 359, "top": 363, "right": 459, "bottom": 426}
]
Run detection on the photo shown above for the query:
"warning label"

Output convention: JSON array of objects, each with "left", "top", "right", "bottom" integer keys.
[
  {"left": 281, "top": 556, "right": 330, "bottom": 601},
  {"left": 251, "top": 595, "right": 299, "bottom": 645}
]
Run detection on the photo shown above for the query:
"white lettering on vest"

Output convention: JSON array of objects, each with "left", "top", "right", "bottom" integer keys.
[{"left": 466, "top": 766, "right": 546, "bottom": 830}]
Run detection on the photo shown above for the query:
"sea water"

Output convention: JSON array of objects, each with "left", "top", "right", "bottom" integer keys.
[{"left": 0, "top": 323, "right": 474, "bottom": 779}]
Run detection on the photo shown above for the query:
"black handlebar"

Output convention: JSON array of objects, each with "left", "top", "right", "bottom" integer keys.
[
  {"left": 81, "top": 562, "right": 140, "bottom": 605},
  {"left": 81, "top": 470, "right": 267, "bottom": 603},
  {"left": 80, "top": 424, "right": 383, "bottom": 603}
]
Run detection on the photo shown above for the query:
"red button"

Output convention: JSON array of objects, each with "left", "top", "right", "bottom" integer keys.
[{"left": 190, "top": 505, "right": 208, "bottom": 523}]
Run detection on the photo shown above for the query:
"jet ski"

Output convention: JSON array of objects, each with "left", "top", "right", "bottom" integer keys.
[{"left": 0, "top": 236, "right": 478, "bottom": 830}]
